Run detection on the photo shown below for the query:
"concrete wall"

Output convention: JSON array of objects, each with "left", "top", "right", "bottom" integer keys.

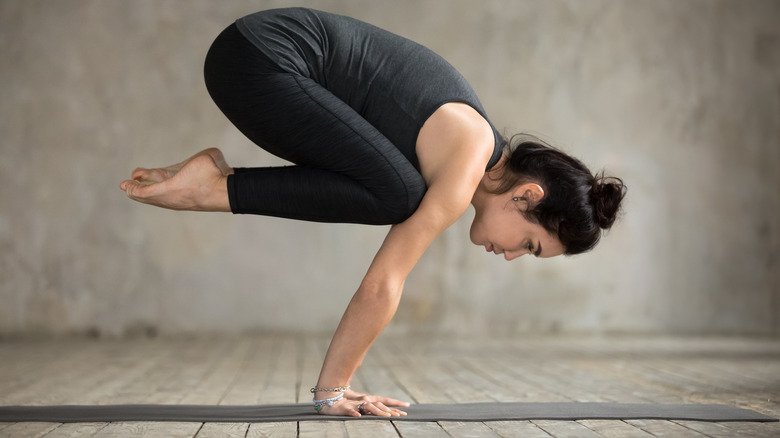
[{"left": 1, "top": 0, "right": 778, "bottom": 337}]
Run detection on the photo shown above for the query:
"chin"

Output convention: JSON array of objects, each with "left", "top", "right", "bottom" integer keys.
[{"left": 468, "top": 222, "right": 479, "bottom": 245}]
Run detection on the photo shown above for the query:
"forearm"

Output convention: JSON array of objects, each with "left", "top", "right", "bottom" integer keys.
[{"left": 313, "top": 281, "right": 402, "bottom": 400}]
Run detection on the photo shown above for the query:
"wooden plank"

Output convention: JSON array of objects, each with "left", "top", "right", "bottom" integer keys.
[
  {"left": 0, "top": 422, "right": 60, "bottom": 437},
  {"left": 532, "top": 420, "right": 602, "bottom": 437},
  {"left": 564, "top": 356, "right": 685, "bottom": 403},
  {"left": 30, "top": 341, "right": 147, "bottom": 405},
  {"left": 371, "top": 339, "right": 449, "bottom": 403},
  {"left": 651, "top": 353, "right": 780, "bottom": 424},
  {"left": 66, "top": 338, "right": 179, "bottom": 404},
  {"left": 435, "top": 421, "right": 502, "bottom": 437},
  {"left": 91, "top": 336, "right": 226, "bottom": 438},
  {"left": 713, "top": 421, "right": 780, "bottom": 437},
  {"left": 2, "top": 334, "right": 778, "bottom": 438},
  {"left": 672, "top": 420, "right": 745, "bottom": 437},
  {"left": 245, "top": 335, "right": 297, "bottom": 438},
  {"left": 96, "top": 339, "right": 211, "bottom": 404},
  {"left": 391, "top": 421, "right": 450, "bottom": 438},
  {"left": 577, "top": 419, "right": 655, "bottom": 437},
  {"left": 260, "top": 336, "right": 298, "bottom": 404},
  {"left": 0, "top": 340, "right": 107, "bottom": 404},
  {"left": 382, "top": 337, "right": 501, "bottom": 437},
  {"left": 38, "top": 338, "right": 198, "bottom": 438},
  {"left": 181, "top": 336, "right": 255, "bottom": 404},
  {"left": 297, "top": 336, "right": 325, "bottom": 406},
  {"left": 215, "top": 335, "right": 297, "bottom": 438},
  {"left": 194, "top": 422, "right": 247, "bottom": 438},
  {"left": 185, "top": 336, "right": 254, "bottom": 437},
  {"left": 147, "top": 336, "right": 238, "bottom": 404},
  {"left": 91, "top": 421, "right": 202, "bottom": 438},
  {"left": 344, "top": 420, "right": 399, "bottom": 437},
  {"left": 352, "top": 338, "right": 414, "bottom": 404},
  {"left": 220, "top": 336, "right": 276, "bottom": 404},
  {"left": 246, "top": 420, "right": 298, "bottom": 438},
  {"left": 482, "top": 420, "right": 553, "bottom": 437},
  {"left": 487, "top": 352, "right": 653, "bottom": 436},
  {"left": 299, "top": 420, "right": 346, "bottom": 437},
  {"left": 624, "top": 419, "right": 709, "bottom": 437},
  {"left": 32, "top": 422, "right": 109, "bottom": 437},
  {"left": 0, "top": 339, "right": 75, "bottom": 398},
  {"left": 458, "top": 355, "right": 568, "bottom": 402}
]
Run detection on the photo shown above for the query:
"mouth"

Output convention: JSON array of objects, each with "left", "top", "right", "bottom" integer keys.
[{"left": 486, "top": 243, "right": 503, "bottom": 255}]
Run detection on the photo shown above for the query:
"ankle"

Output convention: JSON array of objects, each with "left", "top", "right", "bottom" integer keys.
[{"left": 196, "top": 174, "right": 231, "bottom": 212}]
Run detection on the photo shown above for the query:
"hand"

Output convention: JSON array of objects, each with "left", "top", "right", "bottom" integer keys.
[{"left": 315, "top": 390, "right": 410, "bottom": 417}]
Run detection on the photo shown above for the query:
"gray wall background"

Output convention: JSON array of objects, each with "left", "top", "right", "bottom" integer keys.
[{"left": 1, "top": 0, "right": 778, "bottom": 338}]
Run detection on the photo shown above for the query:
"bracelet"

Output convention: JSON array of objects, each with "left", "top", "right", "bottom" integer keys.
[
  {"left": 312, "top": 392, "right": 344, "bottom": 412},
  {"left": 310, "top": 385, "right": 350, "bottom": 393}
]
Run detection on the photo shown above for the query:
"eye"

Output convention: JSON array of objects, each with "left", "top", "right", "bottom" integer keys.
[{"left": 526, "top": 242, "right": 534, "bottom": 253}]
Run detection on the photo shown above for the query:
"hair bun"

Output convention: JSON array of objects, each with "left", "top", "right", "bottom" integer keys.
[{"left": 590, "top": 172, "right": 627, "bottom": 229}]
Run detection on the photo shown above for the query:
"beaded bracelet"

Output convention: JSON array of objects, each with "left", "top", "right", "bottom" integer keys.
[
  {"left": 312, "top": 392, "right": 344, "bottom": 413},
  {"left": 310, "top": 385, "right": 350, "bottom": 393}
]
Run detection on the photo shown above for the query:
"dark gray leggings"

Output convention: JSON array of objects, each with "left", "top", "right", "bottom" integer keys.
[{"left": 203, "top": 23, "right": 426, "bottom": 225}]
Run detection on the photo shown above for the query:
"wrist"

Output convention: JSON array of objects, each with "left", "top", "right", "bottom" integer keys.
[
  {"left": 312, "top": 383, "right": 351, "bottom": 401},
  {"left": 314, "top": 390, "right": 343, "bottom": 400},
  {"left": 311, "top": 391, "right": 345, "bottom": 413}
]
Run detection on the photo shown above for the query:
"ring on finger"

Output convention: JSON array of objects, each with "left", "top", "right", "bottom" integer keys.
[{"left": 357, "top": 402, "right": 367, "bottom": 415}]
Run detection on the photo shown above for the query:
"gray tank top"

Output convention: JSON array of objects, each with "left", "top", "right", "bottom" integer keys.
[{"left": 235, "top": 7, "right": 505, "bottom": 172}]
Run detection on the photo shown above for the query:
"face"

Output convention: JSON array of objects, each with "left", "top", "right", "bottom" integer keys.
[{"left": 469, "top": 181, "right": 565, "bottom": 261}]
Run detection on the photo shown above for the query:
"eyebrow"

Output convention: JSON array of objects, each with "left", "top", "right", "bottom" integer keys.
[{"left": 535, "top": 242, "right": 542, "bottom": 257}]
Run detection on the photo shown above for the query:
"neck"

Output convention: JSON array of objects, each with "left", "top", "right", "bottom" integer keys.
[{"left": 471, "top": 152, "right": 507, "bottom": 208}]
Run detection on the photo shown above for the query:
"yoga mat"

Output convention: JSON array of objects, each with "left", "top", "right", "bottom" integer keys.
[{"left": 0, "top": 402, "right": 776, "bottom": 423}]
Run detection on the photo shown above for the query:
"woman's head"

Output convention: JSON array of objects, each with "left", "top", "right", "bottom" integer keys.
[{"left": 469, "top": 133, "right": 627, "bottom": 258}]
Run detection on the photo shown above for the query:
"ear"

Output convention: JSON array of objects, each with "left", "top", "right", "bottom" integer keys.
[{"left": 511, "top": 183, "right": 545, "bottom": 210}]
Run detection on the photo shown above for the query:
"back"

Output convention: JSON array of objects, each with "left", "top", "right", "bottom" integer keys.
[{"left": 235, "top": 7, "right": 504, "bottom": 172}]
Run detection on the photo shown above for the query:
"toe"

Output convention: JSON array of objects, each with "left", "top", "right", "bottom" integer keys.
[{"left": 131, "top": 167, "right": 147, "bottom": 180}]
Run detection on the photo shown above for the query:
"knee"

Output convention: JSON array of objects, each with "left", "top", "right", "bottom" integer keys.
[{"left": 376, "top": 173, "right": 426, "bottom": 224}]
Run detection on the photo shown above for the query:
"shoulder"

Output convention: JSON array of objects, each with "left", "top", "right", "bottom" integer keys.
[{"left": 416, "top": 102, "right": 495, "bottom": 184}]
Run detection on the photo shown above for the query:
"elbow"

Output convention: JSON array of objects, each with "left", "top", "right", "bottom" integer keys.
[{"left": 357, "top": 277, "right": 404, "bottom": 304}]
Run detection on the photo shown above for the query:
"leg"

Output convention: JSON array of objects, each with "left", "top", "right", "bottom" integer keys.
[{"left": 203, "top": 23, "right": 426, "bottom": 225}]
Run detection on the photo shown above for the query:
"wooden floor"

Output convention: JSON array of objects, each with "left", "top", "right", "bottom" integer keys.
[{"left": 0, "top": 333, "right": 778, "bottom": 437}]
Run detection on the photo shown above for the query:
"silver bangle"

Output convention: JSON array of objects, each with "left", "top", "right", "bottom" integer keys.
[
  {"left": 313, "top": 392, "right": 344, "bottom": 412},
  {"left": 310, "top": 385, "right": 350, "bottom": 393}
]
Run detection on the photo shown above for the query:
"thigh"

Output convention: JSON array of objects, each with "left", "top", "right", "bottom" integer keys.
[{"left": 205, "top": 33, "right": 425, "bottom": 210}]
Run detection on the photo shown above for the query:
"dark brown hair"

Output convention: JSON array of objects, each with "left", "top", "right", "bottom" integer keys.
[{"left": 487, "top": 133, "right": 627, "bottom": 255}]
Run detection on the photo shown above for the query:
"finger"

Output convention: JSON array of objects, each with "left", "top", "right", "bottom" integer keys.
[
  {"left": 384, "top": 405, "right": 408, "bottom": 416},
  {"left": 341, "top": 406, "right": 361, "bottom": 417},
  {"left": 378, "top": 396, "right": 411, "bottom": 407},
  {"left": 373, "top": 402, "right": 395, "bottom": 415},
  {"left": 375, "top": 402, "right": 405, "bottom": 416},
  {"left": 366, "top": 402, "right": 392, "bottom": 417}
]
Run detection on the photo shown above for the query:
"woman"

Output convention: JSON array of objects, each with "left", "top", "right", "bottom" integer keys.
[{"left": 119, "top": 7, "right": 626, "bottom": 417}]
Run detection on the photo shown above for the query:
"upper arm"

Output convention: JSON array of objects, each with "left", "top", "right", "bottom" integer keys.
[{"left": 359, "top": 131, "right": 494, "bottom": 295}]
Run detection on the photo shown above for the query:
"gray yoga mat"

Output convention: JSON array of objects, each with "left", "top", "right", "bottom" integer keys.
[{"left": 0, "top": 402, "right": 776, "bottom": 423}]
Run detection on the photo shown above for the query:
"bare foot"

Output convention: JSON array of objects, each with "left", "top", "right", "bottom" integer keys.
[
  {"left": 119, "top": 154, "right": 230, "bottom": 212},
  {"left": 130, "top": 147, "right": 234, "bottom": 185}
]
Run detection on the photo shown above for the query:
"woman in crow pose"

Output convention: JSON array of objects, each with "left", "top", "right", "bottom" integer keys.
[{"left": 119, "top": 7, "right": 626, "bottom": 417}]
